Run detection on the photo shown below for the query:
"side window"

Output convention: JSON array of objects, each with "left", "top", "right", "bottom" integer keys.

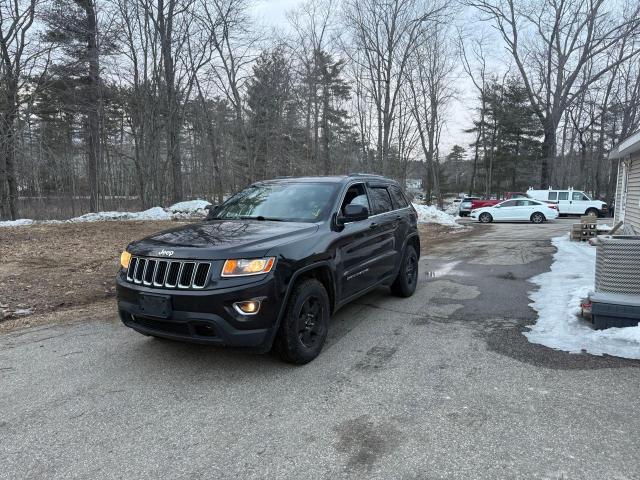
[
  {"left": 501, "top": 200, "right": 517, "bottom": 207},
  {"left": 389, "top": 185, "right": 409, "bottom": 209},
  {"left": 558, "top": 192, "right": 569, "bottom": 201},
  {"left": 340, "top": 183, "right": 369, "bottom": 215},
  {"left": 548, "top": 191, "right": 558, "bottom": 201},
  {"left": 572, "top": 192, "right": 584, "bottom": 201},
  {"left": 515, "top": 200, "right": 530, "bottom": 206},
  {"left": 369, "top": 187, "right": 393, "bottom": 215}
]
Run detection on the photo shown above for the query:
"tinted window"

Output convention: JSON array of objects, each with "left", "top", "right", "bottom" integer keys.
[
  {"left": 369, "top": 187, "right": 393, "bottom": 215},
  {"left": 389, "top": 185, "right": 409, "bottom": 209},
  {"left": 213, "top": 183, "right": 338, "bottom": 222},
  {"left": 558, "top": 192, "right": 569, "bottom": 200},
  {"left": 515, "top": 200, "right": 531, "bottom": 206},
  {"left": 548, "top": 191, "right": 558, "bottom": 201},
  {"left": 500, "top": 200, "right": 518, "bottom": 207}
]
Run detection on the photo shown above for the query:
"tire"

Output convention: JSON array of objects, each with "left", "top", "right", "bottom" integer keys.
[
  {"left": 531, "top": 212, "right": 545, "bottom": 224},
  {"left": 391, "top": 245, "right": 419, "bottom": 298},
  {"left": 273, "top": 278, "right": 330, "bottom": 364},
  {"left": 585, "top": 208, "right": 599, "bottom": 217},
  {"left": 479, "top": 212, "right": 492, "bottom": 223}
]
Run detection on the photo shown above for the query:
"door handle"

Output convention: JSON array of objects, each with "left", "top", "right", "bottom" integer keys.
[{"left": 369, "top": 222, "right": 378, "bottom": 229}]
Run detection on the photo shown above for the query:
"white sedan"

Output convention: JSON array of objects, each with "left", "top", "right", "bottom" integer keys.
[{"left": 470, "top": 199, "right": 559, "bottom": 224}]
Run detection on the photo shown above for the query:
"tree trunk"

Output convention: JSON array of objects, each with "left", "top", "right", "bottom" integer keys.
[
  {"left": 0, "top": 77, "right": 20, "bottom": 220},
  {"left": 82, "top": 0, "right": 102, "bottom": 212},
  {"left": 540, "top": 123, "right": 556, "bottom": 189}
]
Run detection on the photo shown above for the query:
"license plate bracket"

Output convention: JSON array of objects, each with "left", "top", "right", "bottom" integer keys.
[{"left": 139, "top": 293, "right": 172, "bottom": 318}]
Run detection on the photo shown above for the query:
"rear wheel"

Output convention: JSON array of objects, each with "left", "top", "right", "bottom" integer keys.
[
  {"left": 274, "top": 278, "right": 329, "bottom": 364},
  {"left": 391, "top": 245, "right": 418, "bottom": 297},
  {"left": 531, "top": 212, "right": 545, "bottom": 224},
  {"left": 479, "top": 212, "right": 493, "bottom": 223}
]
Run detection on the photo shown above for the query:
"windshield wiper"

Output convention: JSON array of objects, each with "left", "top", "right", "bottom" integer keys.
[{"left": 239, "top": 215, "right": 285, "bottom": 221}]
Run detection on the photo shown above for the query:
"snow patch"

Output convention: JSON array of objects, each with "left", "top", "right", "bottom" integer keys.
[
  {"left": 525, "top": 234, "right": 640, "bottom": 359},
  {"left": 168, "top": 199, "right": 211, "bottom": 218},
  {"left": 0, "top": 201, "right": 213, "bottom": 227},
  {"left": 0, "top": 219, "right": 34, "bottom": 227},
  {"left": 412, "top": 203, "right": 461, "bottom": 227},
  {"left": 68, "top": 207, "right": 171, "bottom": 222}
]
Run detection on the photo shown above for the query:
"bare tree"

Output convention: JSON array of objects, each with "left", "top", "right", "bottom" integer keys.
[
  {"left": 342, "top": 0, "right": 442, "bottom": 176},
  {"left": 466, "top": 0, "right": 640, "bottom": 188},
  {"left": 0, "top": 0, "right": 45, "bottom": 219},
  {"left": 406, "top": 19, "right": 455, "bottom": 208}
]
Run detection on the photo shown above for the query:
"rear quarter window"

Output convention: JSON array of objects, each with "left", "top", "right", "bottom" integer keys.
[{"left": 548, "top": 191, "right": 558, "bottom": 201}]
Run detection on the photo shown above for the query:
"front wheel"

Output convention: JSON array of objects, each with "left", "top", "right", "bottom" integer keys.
[
  {"left": 531, "top": 212, "right": 546, "bottom": 224},
  {"left": 585, "top": 208, "right": 599, "bottom": 217},
  {"left": 391, "top": 245, "right": 418, "bottom": 297},
  {"left": 273, "top": 278, "right": 330, "bottom": 364},
  {"left": 479, "top": 212, "right": 493, "bottom": 223}
]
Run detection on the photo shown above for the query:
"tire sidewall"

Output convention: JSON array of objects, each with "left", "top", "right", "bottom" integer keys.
[
  {"left": 532, "top": 212, "right": 544, "bottom": 223},
  {"left": 480, "top": 213, "right": 492, "bottom": 223},
  {"left": 278, "top": 279, "right": 329, "bottom": 363}
]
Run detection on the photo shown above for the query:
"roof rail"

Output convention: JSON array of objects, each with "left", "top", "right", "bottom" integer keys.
[{"left": 347, "top": 172, "right": 386, "bottom": 178}]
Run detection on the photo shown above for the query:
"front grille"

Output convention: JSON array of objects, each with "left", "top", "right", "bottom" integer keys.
[{"left": 126, "top": 256, "right": 211, "bottom": 289}]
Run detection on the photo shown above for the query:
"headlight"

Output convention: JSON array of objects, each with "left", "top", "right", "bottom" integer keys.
[
  {"left": 120, "top": 250, "right": 132, "bottom": 269},
  {"left": 221, "top": 257, "right": 275, "bottom": 277}
]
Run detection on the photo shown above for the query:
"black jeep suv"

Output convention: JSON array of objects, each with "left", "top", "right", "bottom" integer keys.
[{"left": 117, "top": 175, "right": 420, "bottom": 364}]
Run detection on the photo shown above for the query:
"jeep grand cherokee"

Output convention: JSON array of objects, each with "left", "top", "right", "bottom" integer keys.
[{"left": 117, "top": 175, "right": 420, "bottom": 364}]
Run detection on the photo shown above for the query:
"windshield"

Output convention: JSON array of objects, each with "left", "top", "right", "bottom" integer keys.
[{"left": 212, "top": 183, "right": 339, "bottom": 223}]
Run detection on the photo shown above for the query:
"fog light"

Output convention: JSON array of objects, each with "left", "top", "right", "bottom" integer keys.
[{"left": 233, "top": 300, "right": 261, "bottom": 315}]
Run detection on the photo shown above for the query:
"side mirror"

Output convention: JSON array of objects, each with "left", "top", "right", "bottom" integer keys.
[
  {"left": 341, "top": 204, "right": 369, "bottom": 223},
  {"left": 205, "top": 204, "right": 218, "bottom": 219}
]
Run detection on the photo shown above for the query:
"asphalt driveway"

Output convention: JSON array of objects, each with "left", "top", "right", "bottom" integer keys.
[{"left": 1, "top": 218, "right": 638, "bottom": 479}]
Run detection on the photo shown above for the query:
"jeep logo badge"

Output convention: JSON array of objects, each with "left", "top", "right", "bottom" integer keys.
[{"left": 157, "top": 249, "right": 174, "bottom": 257}]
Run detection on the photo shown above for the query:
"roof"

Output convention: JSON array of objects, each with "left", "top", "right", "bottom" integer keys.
[{"left": 609, "top": 130, "right": 640, "bottom": 159}]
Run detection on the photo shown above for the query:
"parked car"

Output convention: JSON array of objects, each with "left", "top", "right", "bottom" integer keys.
[
  {"left": 458, "top": 196, "right": 480, "bottom": 216},
  {"left": 470, "top": 199, "right": 559, "bottom": 223},
  {"left": 116, "top": 175, "right": 420, "bottom": 364},
  {"left": 470, "top": 192, "right": 529, "bottom": 210},
  {"left": 527, "top": 188, "right": 608, "bottom": 216}
]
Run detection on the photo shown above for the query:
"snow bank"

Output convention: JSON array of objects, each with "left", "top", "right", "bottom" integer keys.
[
  {"left": 525, "top": 234, "right": 640, "bottom": 359},
  {"left": 168, "top": 199, "right": 211, "bottom": 218},
  {"left": 70, "top": 207, "right": 171, "bottom": 222},
  {"left": 412, "top": 203, "right": 461, "bottom": 227},
  {"left": 0, "top": 219, "right": 34, "bottom": 227},
  {"left": 0, "top": 201, "right": 214, "bottom": 227}
]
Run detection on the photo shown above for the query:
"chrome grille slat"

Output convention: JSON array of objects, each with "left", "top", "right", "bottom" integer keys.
[{"left": 126, "top": 256, "right": 211, "bottom": 289}]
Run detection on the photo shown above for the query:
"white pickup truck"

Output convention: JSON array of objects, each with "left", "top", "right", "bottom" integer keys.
[{"left": 527, "top": 188, "right": 608, "bottom": 216}]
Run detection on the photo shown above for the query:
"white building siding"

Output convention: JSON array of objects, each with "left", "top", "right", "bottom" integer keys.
[
  {"left": 626, "top": 153, "right": 640, "bottom": 233},
  {"left": 614, "top": 161, "right": 624, "bottom": 224}
]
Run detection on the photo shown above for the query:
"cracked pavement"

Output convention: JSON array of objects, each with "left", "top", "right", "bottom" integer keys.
[{"left": 1, "top": 218, "right": 639, "bottom": 479}]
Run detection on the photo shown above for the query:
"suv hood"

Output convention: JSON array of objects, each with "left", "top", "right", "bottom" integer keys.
[{"left": 128, "top": 219, "right": 319, "bottom": 259}]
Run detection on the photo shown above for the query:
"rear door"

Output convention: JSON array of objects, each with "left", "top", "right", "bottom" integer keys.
[
  {"left": 365, "top": 183, "right": 401, "bottom": 283},
  {"left": 557, "top": 191, "right": 571, "bottom": 214}
]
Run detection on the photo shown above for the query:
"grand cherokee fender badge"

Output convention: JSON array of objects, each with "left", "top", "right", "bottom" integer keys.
[{"left": 157, "top": 249, "right": 174, "bottom": 257}]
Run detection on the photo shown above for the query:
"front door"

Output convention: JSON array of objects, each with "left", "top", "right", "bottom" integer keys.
[{"left": 333, "top": 183, "right": 392, "bottom": 301}]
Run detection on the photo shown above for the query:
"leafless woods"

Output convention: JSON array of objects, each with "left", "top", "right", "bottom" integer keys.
[{"left": 1, "top": 0, "right": 639, "bottom": 219}]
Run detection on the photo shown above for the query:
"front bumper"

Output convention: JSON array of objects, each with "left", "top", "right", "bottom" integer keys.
[{"left": 116, "top": 272, "right": 282, "bottom": 349}]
